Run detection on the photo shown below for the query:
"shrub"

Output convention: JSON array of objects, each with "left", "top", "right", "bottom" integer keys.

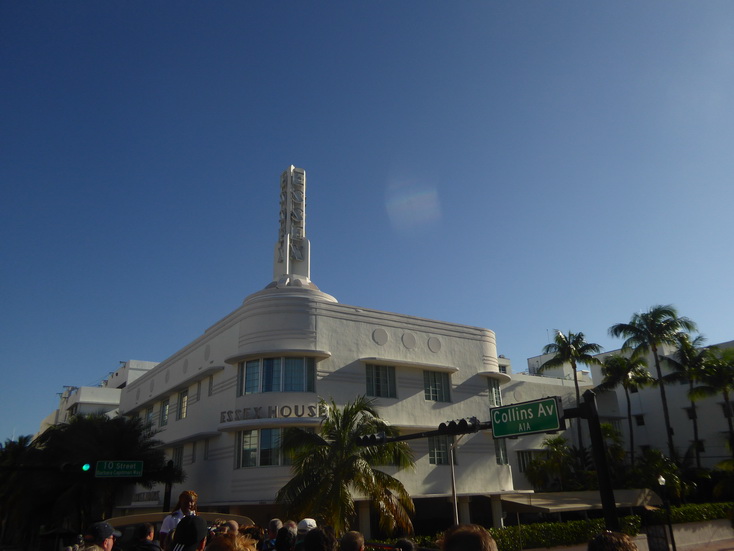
[
  {"left": 488, "top": 515, "right": 640, "bottom": 551},
  {"left": 644, "top": 501, "right": 734, "bottom": 525}
]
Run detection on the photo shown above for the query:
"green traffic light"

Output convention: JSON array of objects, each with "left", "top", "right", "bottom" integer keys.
[{"left": 81, "top": 463, "right": 91, "bottom": 472}]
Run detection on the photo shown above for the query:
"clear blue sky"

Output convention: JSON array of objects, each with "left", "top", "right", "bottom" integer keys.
[{"left": 2, "top": 2, "right": 733, "bottom": 442}]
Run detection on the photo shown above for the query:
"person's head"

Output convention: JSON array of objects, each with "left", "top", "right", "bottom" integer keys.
[
  {"left": 339, "top": 531, "right": 364, "bottom": 551},
  {"left": 394, "top": 539, "right": 414, "bottom": 551},
  {"left": 175, "top": 490, "right": 198, "bottom": 514},
  {"left": 275, "top": 527, "right": 296, "bottom": 551},
  {"left": 172, "top": 515, "right": 208, "bottom": 551},
  {"left": 220, "top": 520, "right": 239, "bottom": 534},
  {"left": 440, "top": 524, "right": 497, "bottom": 551},
  {"left": 297, "top": 518, "right": 317, "bottom": 537},
  {"left": 206, "top": 532, "right": 257, "bottom": 551},
  {"left": 204, "top": 533, "right": 238, "bottom": 551},
  {"left": 135, "top": 522, "right": 155, "bottom": 541},
  {"left": 283, "top": 521, "right": 298, "bottom": 536},
  {"left": 268, "top": 518, "right": 284, "bottom": 538},
  {"left": 304, "top": 528, "right": 336, "bottom": 551},
  {"left": 84, "top": 522, "right": 121, "bottom": 551},
  {"left": 588, "top": 531, "right": 638, "bottom": 551}
]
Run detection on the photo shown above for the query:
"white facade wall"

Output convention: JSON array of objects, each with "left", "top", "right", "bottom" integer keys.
[
  {"left": 118, "top": 284, "right": 512, "bottom": 529},
  {"left": 38, "top": 360, "right": 157, "bottom": 436},
  {"left": 589, "top": 341, "right": 734, "bottom": 467},
  {"left": 501, "top": 372, "right": 593, "bottom": 490}
]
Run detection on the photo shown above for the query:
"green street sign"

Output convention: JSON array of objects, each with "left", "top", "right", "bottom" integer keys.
[
  {"left": 490, "top": 397, "right": 564, "bottom": 438},
  {"left": 95, "top": 460, "right": 144, "bottom": 478}
]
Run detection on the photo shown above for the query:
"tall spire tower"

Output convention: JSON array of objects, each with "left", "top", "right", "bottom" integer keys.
[{"left": 272, "top": 165, "right": 311, "bottom": 287}]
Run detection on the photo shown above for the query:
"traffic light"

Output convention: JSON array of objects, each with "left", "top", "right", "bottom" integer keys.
[
  {"left": 60, "top": 462, "right": 94, "bottom": 474},
  {"left": 355, "top": 432, "right": 386, "bottom": 446},
  {"left": 438, "top": 417, "right": 480, "bottom": 435}
]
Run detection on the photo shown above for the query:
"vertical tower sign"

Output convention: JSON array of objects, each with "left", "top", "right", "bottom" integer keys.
[{"left": 274, "top": 166, "right": 311, "bottom": 284}]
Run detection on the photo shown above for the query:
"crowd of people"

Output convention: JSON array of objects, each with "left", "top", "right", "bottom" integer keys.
[{"left": 76, "top": 490, "right": 638, "bottom": 551}]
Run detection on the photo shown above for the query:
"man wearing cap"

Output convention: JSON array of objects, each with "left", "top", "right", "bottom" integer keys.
[
  {"left": 84, "top": 521, "right": 121, "bottom": 551},
  {"left": 294, "top": 519, "right": 316, "bottom": 551},
  {"left": 170, "top": 515, "right": 208, "bottom": 551}
]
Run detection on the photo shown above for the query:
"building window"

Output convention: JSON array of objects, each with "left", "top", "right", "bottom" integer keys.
[
  {"left": 172, "top": 446, "right": 183, "bottom": 468},
  {"left": 722, "top": 403, "right": 733, "bottom": 418},
  {"left": 630, "top": 386, "right": 638, "bottom": 394},
  {"left": 517, "top": 450, "right": 534, "bottom": 473},
  {"left": 191, "top": 441, "right": 197, "bottom": 463},
  {"left": 208, "top": 376, "right": 214, "bottom": 397},
  {"left": 238, "top": 357, "right": 316, "bottom": 395},
  {"left": 634, "top": 414, "right": 645, "bottom": 426},
  {"left": 495, "top": 439, "right": 508, "bottom": 465},
  {"left": 236, "top": 428, "right": 286, "bottom": 468},
  {"left": 488, "top": 379, "right": 502, "bottom": 408},
  {"left": 237, "top": 430, "right": 258, "bottom": 468},
  {"left": 366, "top": 364, "right": 396, "bottom": 398},
  {"left": 177, "top": 389, "right": 188, "bottom": 420},
  {"left": 196, "top": 381, "right": 201, "bottom": 401},
  {"left": 145, "top": 407, "right": 154, "bottom": 426},
  {"left": 160, "top": 399, "right": 170, "bottom": 427},
  {"left": 685, "top": 407, "right": 697, "bottom": 420},
  {"left": 428, "top": 435, "right": 452, "bottom": 465},
  {"left": 424, "top": 371, "right": 450, "bottom": 402},
  {"left": 204, "top": 438, "right": 210, "bottom": 460}
]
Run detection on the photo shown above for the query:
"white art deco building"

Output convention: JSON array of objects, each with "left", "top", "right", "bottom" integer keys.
[{"left": 118, "top": 167, "right": 514, "bottom": 535}]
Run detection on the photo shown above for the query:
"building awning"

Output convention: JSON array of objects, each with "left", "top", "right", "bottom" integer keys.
[{"left": 500, "top": 489, "right": 661, "bottom": 514}]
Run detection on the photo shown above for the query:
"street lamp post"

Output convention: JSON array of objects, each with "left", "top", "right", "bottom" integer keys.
[
  {"left": 657, "top": 475, "right": 677, "bottom": 551},
  {"left": 450, "top": 435, "right": 464, "bottom": 525}
]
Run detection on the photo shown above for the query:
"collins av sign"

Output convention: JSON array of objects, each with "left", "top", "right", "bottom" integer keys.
[{"left": 490, "top": 397, "right": 564, "bottom": 438}]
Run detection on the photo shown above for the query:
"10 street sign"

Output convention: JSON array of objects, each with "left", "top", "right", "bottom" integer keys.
[
  {"left": 95, "top": 460, "right": 144, "bottom": 478},
  {"left": 490, "top": 397, "right": 564, "bottom": 438}
]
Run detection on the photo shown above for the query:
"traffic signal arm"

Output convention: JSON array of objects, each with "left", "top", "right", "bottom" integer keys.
[{"left": 356, "top": 420, "right": 492, "bottom": 446}]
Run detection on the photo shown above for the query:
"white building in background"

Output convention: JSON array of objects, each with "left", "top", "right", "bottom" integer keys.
[
  {"left": 502, "top": 360, "right": 594, "bottom": 491},
  {"left": 38, "top": 360, "right": 157, "bottom": 435},
  {"left": 117, "top": 167, "right": 514, "bottom": 535},
  {"left": 516, "top": 339, "right": 734, "bottom": 475},
  {"left": 588, "top": 340, "right": 734, "bottom": 469}
]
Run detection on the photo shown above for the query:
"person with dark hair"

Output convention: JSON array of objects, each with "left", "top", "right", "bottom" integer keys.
[
  {"left": 339, "top": 531, "right": 363, "bottom": 551},
  {"left": 393, "top": 540, "right": 414, "bottom": 551},
  {"left": 133, "top": 523, "right": 161, "bottom": 551},
  {"left": 440, "top": 524, "right": 497, "bottom": 551},
  {"left": 303, "top": 528, "right": 336, "bottom": 551},
  {"left": 160, "top": 490, "right": 198, "bottom": 547},
  {"left": 587, "top": 531, "right": 638, "bottom": 551},
  {"left": 275, "top": 527, "right": 296, "bottom": 551}
]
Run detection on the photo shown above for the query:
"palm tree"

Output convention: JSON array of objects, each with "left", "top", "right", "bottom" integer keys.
[
  {"left": 663, "top": 333, "right": 710, "bottom": 468},
  {"left": 0, "top": 435, "right": 41, "bottom": 548},
  {"left": 609, "top": 304, "right": 697, "bottom": 459},
  {"left": 540, "top": 330, "right": 602, "bottom": 449},
  {"left": 524, "top": 435, "right": 574, "bottom": 491},
  {"left": 690, "top": 347, "right": 734, "bottom": 460},
  {"left": 34, "top": 414, "right": 182, "bottom": 530},
  {"left": 276, "top": 396, "right": 415, "bottom": 536},
  {"left": 596, "top": 353, "right": 653, "bottom": 468}
]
